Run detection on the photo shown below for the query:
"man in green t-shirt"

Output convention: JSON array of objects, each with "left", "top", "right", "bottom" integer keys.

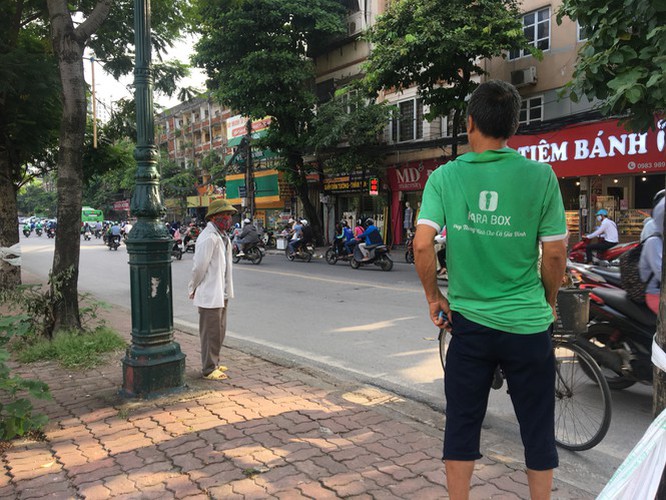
[{"left": 414, "top": 80, "right": 567, "bottom": 500}]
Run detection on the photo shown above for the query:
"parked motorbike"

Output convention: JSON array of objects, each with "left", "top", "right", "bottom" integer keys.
[
  {"left": 232, "top": 241, "right": 263, "bottom": 265},
  {"left": 286, "top": 240, "right": 315, "bottom": 262},
  {"left": 171, "top": 241, "right": 183, "bottom": 261},
  {"left": 350, "top": 244, "right": 393, "bottom": 271},
  {"left": 567, "top": 262, "right": 622, "bottom": 289},
  {"left": 261, "top": 230, "right": 276, "bottom": 249},
  {"left": 568, "top": 238, "right": 638, "bottom": 266},
  {"left": 325, "top": 242, "right": 354, "bottom": 265},
  {"left": 107, "top": 235, "right": 121, "bottom": 251},
  {"left": 575, "top": 287, "right": 656, "bottom": 390}
]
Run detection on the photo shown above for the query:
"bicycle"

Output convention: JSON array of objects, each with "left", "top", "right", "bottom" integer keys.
[{"left": 438, "top": 289, "right": 612, "bottom": 451}]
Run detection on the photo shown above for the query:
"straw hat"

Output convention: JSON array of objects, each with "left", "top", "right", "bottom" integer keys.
[{"left": 206, "top": 199, "right": 237, "bottom": 220}]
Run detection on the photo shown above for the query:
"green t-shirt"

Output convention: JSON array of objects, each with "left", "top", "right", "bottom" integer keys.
[{"left": 418, "top": 148, "right": 567, "bottom": 334}]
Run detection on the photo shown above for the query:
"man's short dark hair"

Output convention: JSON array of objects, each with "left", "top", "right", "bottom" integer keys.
[{"left": 466, "top": 80, "right": 522, "bottom": 139}]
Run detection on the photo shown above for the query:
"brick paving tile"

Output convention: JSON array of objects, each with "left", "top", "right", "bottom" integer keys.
[
  {"left": 489, "top": 474, "right": 531, "bottom": 497},
  {"left": 67, "top": 456, "right": 116, "bottom": 476},
  {"left": 164, "top": 474, "right": 205, "bottom": 498},
  {"left": 421, "top": 466, "right": 446, "bottom": 486},
  {"left": 337, "top": 453, "right": 382, "bottom": 471},
  {"left": 309, "top": 455, "right": 351, "bottom": 476},
  {"left": 475, "top": 461, "right": 514, "bottom": 482},
  {"left": 323, "top": 477, "right": 378, "bottom": 497},
  {"left": 101, "top": 474, "right": 137, "bottom": 495},
  {"left": 367, "top": 489, "right": 404, "bottom": 500},
  {"left": 12, "top": 471, "right": 68, "bottom": 491},
  {"left": 387, "top": 475, "right": 439, "bottom": 496},
  {"left": 71, "top": 465, "right": 124, "bottom": 486},
  {"left": 205, "top": 483, "right": 243, "bottom": 499},
  {"left": 294, "top": 481, "right": 337, "bottom": 499},
  {"left": 274, "top": 489, "right": 311, "bottom": 500},
  {"left": 127, "top": 462, "right": 179, "bottom": 488},
  {"left": 159, "top": 437, "right": 207, "bottom": 457},
  {"left": 280, "top": 446, "right": 324, "bottom": 464},
  {"left": 230, "top": 477, "right": 274, "bottom": 497},
  {"left": 77, "top": 480, "right": 112, "bottom": 499},
  {"left": 171, "top": 451, "right": 204, "bottom": 472},
  {"left": 360, "top": 441, "right": 401, "bottom": 460},
  {"left": 289, "top": 458, "right": 331, "bottom": 480},
  {"left": 135, "top": 447, "right": 170, "bottom": 465},
  {"left": 373, "top": 462, "right": 418, "bottom": 482},
  {"left": 392, "top": 450, "right": 433, "bottom": 467},
  {"left": 190, "top": 464, "right": 245, "bottom": 490}
]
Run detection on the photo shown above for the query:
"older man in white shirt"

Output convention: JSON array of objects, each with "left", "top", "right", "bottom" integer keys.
[{"left": 188, "top": 199, "right": 236, "bottom": 380}]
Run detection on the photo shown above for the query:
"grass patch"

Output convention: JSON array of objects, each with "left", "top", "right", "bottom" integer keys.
[{"left": 13, "top": 327, "right": 126, "bottom": 369}]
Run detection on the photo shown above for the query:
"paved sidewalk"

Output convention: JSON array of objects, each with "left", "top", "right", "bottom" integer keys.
[{"left": 1, "top": 285, "right": 593, "bottom": 499}]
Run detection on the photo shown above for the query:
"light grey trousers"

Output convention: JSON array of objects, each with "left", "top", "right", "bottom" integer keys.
[{"left": 198, "top": 302, "right": 228, "bottom": 376}]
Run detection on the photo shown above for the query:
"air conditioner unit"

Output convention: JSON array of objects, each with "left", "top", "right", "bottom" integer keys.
[
  {"left": 510, "top": 66, "right": 537, "bottom": 87},
  {"left": 347, "top": 21, "right": 361, "bottom": 36}
]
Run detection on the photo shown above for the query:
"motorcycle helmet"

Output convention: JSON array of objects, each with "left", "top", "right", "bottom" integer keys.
[
  {"left": 244, "top": 218, "right": 251, "bottom": 224},
  {"left": 234, "top": 223, "right": 240, "bottom": 228},
  {"left": 365, "top": 218, "right": 374, "bottom": 226},
  {"left": 653, "top": 189, "right": 665, "bottom": 207},
  {"left": 595, "top": 209, "right": 608, "bottom": 217},
  {"left": 300, "top": 219, "right": 308, "bottom": 225}
]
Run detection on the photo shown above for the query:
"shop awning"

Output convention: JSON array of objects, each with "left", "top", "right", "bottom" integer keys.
[{"left": 225, "top": 169, "right": 282, "bottom": 208}]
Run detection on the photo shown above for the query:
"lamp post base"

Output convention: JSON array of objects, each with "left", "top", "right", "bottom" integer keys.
[{"left": 120, "top": 342, "right": 186, "bottom": 398}]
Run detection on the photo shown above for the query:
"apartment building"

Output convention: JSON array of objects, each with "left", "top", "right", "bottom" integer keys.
[{"left": 156, "top": 97, "right": 294, "bottom": 227}]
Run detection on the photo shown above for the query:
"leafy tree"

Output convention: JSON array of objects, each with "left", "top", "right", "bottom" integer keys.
[
  {"left": 45, "top": 0, "right": 194, "bottom": 332},
  {"left": 0, "top": 1, "right": 61, "bottom": 289},
  {"left": 193, "top": 0, "right": 347, "bottom": 240},
  {"left": 362, "top": 0, "right": 534, "bottom": 157},
  {"left": 159, "top": 155, "right": 197, "bottom": 216},
  {"left": 557, "top": 1, "right": 665, "bottom": 132},
  {"left": 307, "top": 90, "right": 393, "bottom": 175},
  {"left": 17, "top": 182, "right": 58, "bottom": 218}
]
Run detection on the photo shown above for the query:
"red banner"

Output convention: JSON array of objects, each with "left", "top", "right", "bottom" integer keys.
[
  {"left": 508, "top": 118, "right": 666, "bottom": 178},
  {"left": 113, "top": 200, "right": 130, "bottom": 212}
]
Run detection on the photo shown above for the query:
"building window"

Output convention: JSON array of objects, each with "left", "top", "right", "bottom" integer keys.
[
  {"left": 519, "top": 96, "right": 543, "bottom": 125},
  {"left": 509, "top": 7, "right": 550, "bottom": 60},
  {"left": 441, "top": 110, "right": 467, "bottom": 138},
  {"left": 391, "top": 98, "right": 424, "bottom": 143},
  {"left": 577, "top": 21, "right": 590, "bottom": 42}
]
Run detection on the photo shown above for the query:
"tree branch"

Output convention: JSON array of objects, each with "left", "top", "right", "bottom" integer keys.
[{"left": 74, "top": 0, "right": 115, "bottom": 43}]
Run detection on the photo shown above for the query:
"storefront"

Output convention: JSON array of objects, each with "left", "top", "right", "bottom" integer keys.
[
  {"left": 509, "top": 118, "right": 666, "bottom": 240},
  {"left": 225, "top": 169, "right": 292, "bottom": 230},
  {"left": 322, "top": 172, "right": 389, "bottom": 243},
  {"left": 387, "top": 158, "right": 445, "bottom": 245}
]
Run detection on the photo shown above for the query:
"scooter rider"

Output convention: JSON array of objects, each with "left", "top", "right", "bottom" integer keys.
[
  {"left": 288, "top": 219, "right": 304, "bottom": 256},
  {"left": 237, "top": 218, "right": 260, "bottom": 256},
  {"left": 584, "top": 209, "right": 619, "bottom": 263},
  {"left": 639, "top": 196, "right": 663, "bottom": 315},
  {"left": 357, "top": 218, "right": 382, "bottom": 261},
  {"left": 300, "top": 219, "right": 313, "bottom": 250},
  {"left": 108, "top": 222, "right": 122, "bottom": 245}
]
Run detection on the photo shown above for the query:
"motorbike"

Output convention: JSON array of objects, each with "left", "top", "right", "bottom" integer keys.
[
  {"left": 325, "top": 242, "right": 354, "bottom": 265},
  {"left": 94, "top": 228, "right": 102, "bottom": 239},
  {"left": 285, "top": 239, "right": 315, "bottom": 262},
  {"left": 46, "top": 227, "right": 56, "bottom": 239},
  {"left": 567, "top": 262, "right": 622, "bottom": 289},
  {"left": 232, "top": 241, "right": 263, "bottom": 265},
  {"left": 83, "top": 230, "right": 92, "bottom": 241},
  {"left": 261, "top": 230, "right": 276, "bottom": 249},
  {"left": 350, "top": 244, "right": 393, "bottom": 271},
  {"left": 35, "top": 227, "right": 42, "bottom": 237},
  {"left": 22, "top": 227, "right": 31, "bottom": 237},
  {"left": 171, "top": 241, "right": 183, "bottom": 261},
  {"left": 576, "top": 286, "right": 656, "bottom": 390},
  {"left": 568, "top": 237, "right": 638, "bottom": 266},
  {"left": 107, "top": 235, "right": 121, "bottom": 251}
]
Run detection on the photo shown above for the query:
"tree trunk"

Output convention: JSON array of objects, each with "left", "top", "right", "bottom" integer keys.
[
  {"left": 47, "top": 2, "right": 86, "bottom": 332},
  {"left": 289, "top": 155, "right": 323, "bottom": 244},
  {"left": 0, "top": 155, "right": 21, "bottom": 289}
]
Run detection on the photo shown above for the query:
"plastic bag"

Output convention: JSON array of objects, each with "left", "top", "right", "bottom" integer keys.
[{"left": 596, "top": 338, "right": 666, "bottom": 500}]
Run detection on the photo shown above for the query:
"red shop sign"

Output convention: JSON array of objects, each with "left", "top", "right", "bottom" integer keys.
[
  {"left": 508, "top": 118, "right": 666, "bottom": 178},
  {"left": 387, "top": 158, "right": 445, "bottom": 191}
]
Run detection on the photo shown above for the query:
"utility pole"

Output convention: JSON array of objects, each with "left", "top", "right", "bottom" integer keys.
[
  {"left": 244, "top": 119, "right": 255, "bottom": 218},
  {"left": 121, "top": 0, "right": 185, "bottom": 397}
]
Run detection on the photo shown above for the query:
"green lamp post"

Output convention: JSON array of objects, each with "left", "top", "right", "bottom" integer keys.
[{"left": 121, "top": 0, "right": 185, "bottom": 397}]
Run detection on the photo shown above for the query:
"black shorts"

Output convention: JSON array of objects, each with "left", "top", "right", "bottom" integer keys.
[{"left": 443, "top": 312, "right": 558, "bottom": 471}]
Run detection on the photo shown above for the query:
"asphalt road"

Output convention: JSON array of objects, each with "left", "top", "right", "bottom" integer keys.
[{"left": 18, "top": 233, "right": 655, "bottom": 494}]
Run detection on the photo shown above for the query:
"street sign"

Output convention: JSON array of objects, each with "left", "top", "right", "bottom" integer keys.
[{"left": 238, "top": 185, "right": 247, "bottom": 197}]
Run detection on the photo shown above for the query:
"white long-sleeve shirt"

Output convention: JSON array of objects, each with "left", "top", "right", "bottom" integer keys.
[
  {"left": 586, "top": 217, "right": 619, "bottom": 243},
  {"left": 188, "top": 222, "right": 234, "bottom": 308}
]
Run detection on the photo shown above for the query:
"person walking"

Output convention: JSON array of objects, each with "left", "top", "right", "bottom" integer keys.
[
  {"left": 584, "top": 209, "right": 619, "bottom": 263},
  {"left": 413, "top": 80, "right": 567, "bottom": 500},
  {"left": 188, "top": 199, "right": 237, "bottom": 381}
]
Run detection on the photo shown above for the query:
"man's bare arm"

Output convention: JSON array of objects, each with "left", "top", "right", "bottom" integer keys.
[
  {"left": 414, "top": 225, "right": 449, "bottom": 327},
  {"left": 541, "top": 239, "right": 567, "bottom": 320}
]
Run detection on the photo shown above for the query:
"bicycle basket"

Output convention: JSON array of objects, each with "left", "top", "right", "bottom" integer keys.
[{"left": 554, "top": 288, "right": 589, "bottom": 334}]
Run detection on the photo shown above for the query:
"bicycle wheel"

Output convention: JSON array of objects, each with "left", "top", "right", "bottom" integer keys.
[{"left": 553, "top": 340, "right": 612, "bottom": 451}]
